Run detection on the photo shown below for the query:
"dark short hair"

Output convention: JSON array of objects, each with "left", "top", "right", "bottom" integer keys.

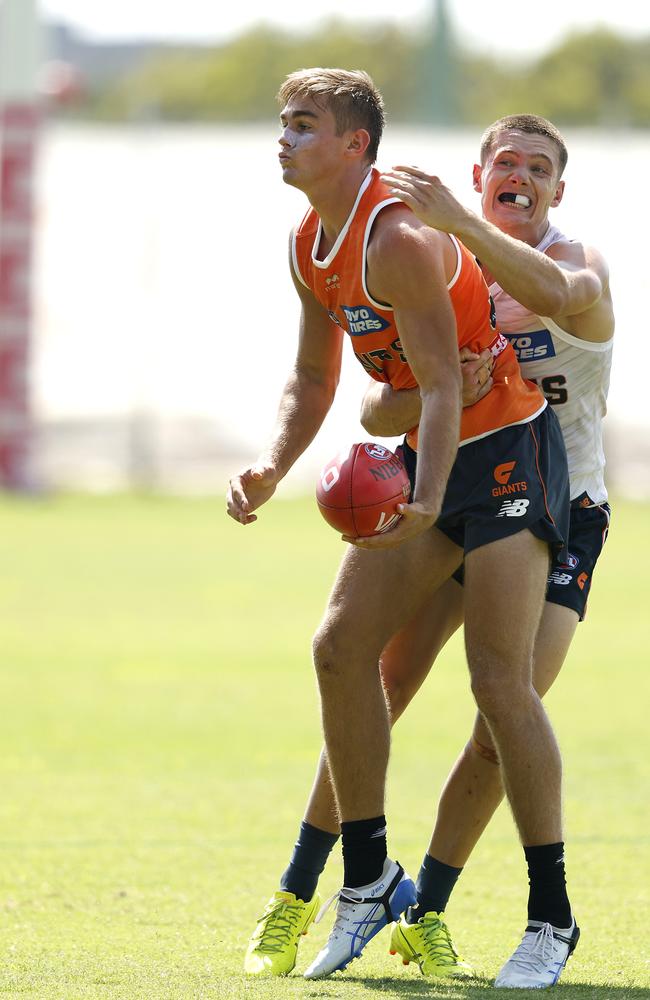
[
  {"left": 277, "top": 67, "right": 385, "bottom": 164},
  {"left": 480, "top": 114, "right": 568, "bottom": 177}
]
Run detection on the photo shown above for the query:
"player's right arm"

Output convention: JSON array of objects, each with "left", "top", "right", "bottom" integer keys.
[
  {"left": 227, "top": 237, "right": 344, "bottom": 526},
  {"left": 350, "top": 210, "right": 462, "bottom": 549}
]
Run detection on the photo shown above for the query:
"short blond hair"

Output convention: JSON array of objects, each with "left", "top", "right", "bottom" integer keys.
[
  {"left": 277, "top": 68, "right": 385, "bottom": 164},
  {"left": 480, "top": 114, "right": 568, "bottom": 177}
]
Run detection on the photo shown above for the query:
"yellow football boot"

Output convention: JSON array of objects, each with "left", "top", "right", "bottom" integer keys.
[
  {"left": 389, "top": 910, "right": 473, "bottom": 977},
  {"left": 244, "top": 890, "right": 320, "bottom": 976}
]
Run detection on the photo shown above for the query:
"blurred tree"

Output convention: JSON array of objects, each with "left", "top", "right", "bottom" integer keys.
[
  {"left": 455, "top": 54, "right": 515, "bottom": 125},
  {"left": 626, "top": 40, "right": 650, "bottom": 124},
  {"left": 94, "top": 22, "right": 415, "bottom": 123},
  {"left": 518, "top": 29, "right": 643, "bottom": 126},
  {"left": 464, "top": 30, "right": 650, "bottom": 128},
  {"left": 87, "top": 24, "right": 650, "bottom": 128}
]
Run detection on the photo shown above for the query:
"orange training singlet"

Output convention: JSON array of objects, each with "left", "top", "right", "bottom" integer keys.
[{"left": 292, "top": 168, "right": 545, "bottom": 449}]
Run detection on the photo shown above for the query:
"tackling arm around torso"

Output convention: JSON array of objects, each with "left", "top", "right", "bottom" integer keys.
[{"left": 380, "top": 166, "right": 614, "bottom": 345}]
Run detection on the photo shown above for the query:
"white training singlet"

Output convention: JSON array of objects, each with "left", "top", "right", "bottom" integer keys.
[{"left": 489, "top": 224, "right": 613, "bottom": 504}]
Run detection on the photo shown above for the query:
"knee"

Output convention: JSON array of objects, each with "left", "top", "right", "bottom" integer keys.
[
  {"left": 469, "top": 669, "right": 502, "bottom": 720},
  {"left": 469, "top": 663, "right": 531, "bottom": 723},
  {"left": 313, "top": 610, "right": 384, "bottom": 687},
  {"left": 312, "top": 619, "right": 349, "bottom": 681}
]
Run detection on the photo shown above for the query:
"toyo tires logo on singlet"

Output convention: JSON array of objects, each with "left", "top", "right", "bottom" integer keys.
[
  {"left": 505, "top": 329, "right": 556, "bottom": 361},
  {"left": 341, "top": 304, "right": 391, "bottom": 336}
]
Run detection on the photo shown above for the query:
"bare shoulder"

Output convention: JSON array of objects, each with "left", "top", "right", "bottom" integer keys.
[
  {"left": 367, "top": 203, "right": 447, "bottom": 290},
  {"left": 546, "top": 238, "right": 610, "bottom": 286},
  {"left": 369, "top": 201, "right": 436, "bottom": 248},
  {"left": 546, "top": 239, "right": 614, "bottom": 342}
]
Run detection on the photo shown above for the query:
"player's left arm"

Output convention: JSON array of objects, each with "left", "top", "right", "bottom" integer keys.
[
  {"left": 350, "top": 210, "right": 462, "bottom": 549},
  {"left": 544, "top": 241, "right": 614, "bottom": 343},
  {"left": 382, "top": 166, "right": 613, "bottom": 343}
]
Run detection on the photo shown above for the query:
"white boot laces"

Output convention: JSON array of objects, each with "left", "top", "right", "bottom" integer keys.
[
  {"left": 314, "top": 886, "right": 365, "bottom": 937},
  {"left": 511, "top": 923, "right": 557, "bottom": 973}
]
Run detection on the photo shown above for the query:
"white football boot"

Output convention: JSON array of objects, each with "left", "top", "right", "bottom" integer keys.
[
  {"left": 303, "top": 857, "right": 416, "bottom": 979},
  {"left": 494, "top": 918, "right": 580, "bottom": 989}
]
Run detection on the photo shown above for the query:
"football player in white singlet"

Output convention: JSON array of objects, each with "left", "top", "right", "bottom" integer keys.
[{"left": 365, "top": 114, "right": 613, "bottom": 988}]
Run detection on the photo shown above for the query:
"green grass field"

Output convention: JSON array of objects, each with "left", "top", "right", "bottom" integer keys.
[{"left": 1, "top": 493, "right": 649, "bottom": 999}]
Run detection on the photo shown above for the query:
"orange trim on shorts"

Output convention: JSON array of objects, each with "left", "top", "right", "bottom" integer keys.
[
  {"left": 596, "top": 503, "right": 611, "bottom": 548},
  {"left": 527, "top": 421, "right": 555, "bottom": 527}
]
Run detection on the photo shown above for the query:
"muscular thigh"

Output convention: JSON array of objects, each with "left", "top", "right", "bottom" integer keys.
[
  {"left": 464, "top": 529, "right": 549, "bottom": 676},
  {"left": 321, "top": 526, "right": 463, "bottom": 659}
]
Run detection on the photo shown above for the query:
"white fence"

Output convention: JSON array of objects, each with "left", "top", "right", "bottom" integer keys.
[{"left": 30, "top": 123, "right": 649, "bottom": 495}]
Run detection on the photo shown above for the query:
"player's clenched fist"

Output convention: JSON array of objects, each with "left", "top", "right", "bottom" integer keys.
[{"left": 226, "top": 462, "right": 280, "bottom": 525}]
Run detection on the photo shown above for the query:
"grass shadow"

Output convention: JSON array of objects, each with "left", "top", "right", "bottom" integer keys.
[{"left": 343, "top": 976, "right": 650, "bottom": 998}]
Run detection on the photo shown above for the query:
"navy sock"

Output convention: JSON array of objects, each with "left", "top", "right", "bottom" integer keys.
[
  {"left": 341, "top": 815, "right": 387, "bottom": 888},
  {"left": 407, "top": 853, "right": 463, "bottom": 923},
  {"left": 279, "top": 821, "right": 339, "bottom": 903},
  {"left": 524, "top": 842, "right": 572, "bottom": 928}
]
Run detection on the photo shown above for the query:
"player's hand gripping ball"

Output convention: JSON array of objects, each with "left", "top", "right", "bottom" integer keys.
[{"left": 316, "top": 442, "right": 411, "bottom": 538}]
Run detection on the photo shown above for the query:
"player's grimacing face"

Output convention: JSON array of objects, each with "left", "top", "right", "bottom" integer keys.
[
  {"left": 278, "top": 95, "right": 347, "bottom": 188},
  {"left": 474, "top": 129, "right": 565, "bottom": 236}
]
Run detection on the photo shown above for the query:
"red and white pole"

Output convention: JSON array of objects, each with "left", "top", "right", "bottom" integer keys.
[{"left": 0, "top": 0, "right": 40, "bottom": 490}]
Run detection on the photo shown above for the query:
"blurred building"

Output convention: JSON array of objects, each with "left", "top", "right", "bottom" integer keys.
[{"left": 46, "top": 22, "right": 198, "bottom": 89}]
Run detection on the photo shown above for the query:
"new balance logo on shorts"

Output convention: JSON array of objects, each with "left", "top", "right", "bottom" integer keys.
[{"left": 496, "top": 499, "right": 530, "bottom": 518}]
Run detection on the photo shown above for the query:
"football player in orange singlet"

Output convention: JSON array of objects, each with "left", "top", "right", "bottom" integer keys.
[{"left": 228, "top": 70, "right": 571, "bottom": 982}]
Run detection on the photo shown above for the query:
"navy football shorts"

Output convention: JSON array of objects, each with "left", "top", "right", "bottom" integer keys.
[
  {"left": 402, "top": 405, "right": 570, "bottom": 562},
  {"left": 445, "top": 493, "right": 610, "bottom": 622},
  {"left": 545, "top": 495, "right": 610, "bottom": 620}
]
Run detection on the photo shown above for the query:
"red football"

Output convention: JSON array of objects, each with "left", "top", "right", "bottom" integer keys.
[{"left": 316, "top": 442, "right": 411, "bottom": 538}]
